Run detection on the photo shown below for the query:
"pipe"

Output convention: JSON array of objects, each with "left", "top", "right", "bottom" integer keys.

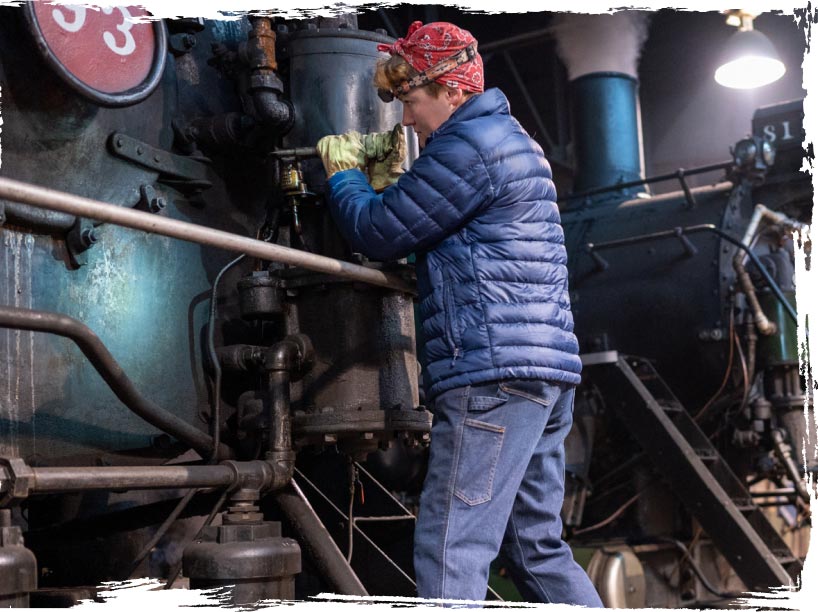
[
  {"left": 273, "top": 481, "right": 368, "bottom": 596},
  {"left": 268, "top": 370, "right": 292, "bottom": 455},
  {"left": 734, "top": 261, "right": 777, "bottom": 335},
  {"left": 244, "top": 17, "right": 293, "bottom": 131},
  {"left": 263, "top": 337, "right": 305, "bottom": 490},
  {"left": 217, "top": 336, "right": 309, "bottom": 489},
  {"left": 269, "top": 147, "right": 319, "bottom": 159},
  {"left": 0, "top": 177, "right": 416, "bottom": 294},
  {"left": 771, "top": 429, "right": 811, "bottom": 504},
  {"left": 0, "top": 306, "right": 231, "bottom": 460},
  {"left": 26, "top": 465, "right": 237, "bottom": 493},
  {"left": 264, "top": 368, "right": 295, "bottom": 491},
  {"left": 585, "top": 224, "right": 797, "bottom": 324},
  {"left": 559, "top": 161, "right": 732, "bottom": 203},
  {"left": 1, "top": 459, "right": 277, "bottom": 497},
  {"left": 480, "top": 25, "right": 554, "bottom": 53},
  {"left": 732, "top": 203, "right": 805, "bottom": 336},
  {"left": 569, "top": 73, "right": 645, "bottom": 198}
]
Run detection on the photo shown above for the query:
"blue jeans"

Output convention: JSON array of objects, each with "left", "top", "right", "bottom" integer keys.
[{"left": 413, "top": 380, "right": 603, "bottom": 606}]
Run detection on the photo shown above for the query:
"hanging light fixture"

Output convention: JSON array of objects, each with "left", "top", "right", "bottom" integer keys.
[{"left": 714, "top": 10, "right": 786, "bottom": 89}]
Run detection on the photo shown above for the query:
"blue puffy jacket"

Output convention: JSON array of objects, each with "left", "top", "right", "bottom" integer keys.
[{"left": 326, "top": 88, "right": 581, "bottom": 400}]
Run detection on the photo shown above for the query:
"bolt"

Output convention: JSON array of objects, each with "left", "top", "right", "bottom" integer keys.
[
  {"left": 136, "top": 146, "right": 143, "bottom": 156},
  {"left": 182, "top": 34, "right": 197, "bottom": 50},
  {"left": 153, "top": 154, "right": 161, "bottom": 163},
  {"left": 149, "top": 196, "right": 166, "bottom": 213},
  {"left": 80, "top": 227, "right": 98, "bottom": 247},
  {"left": 116, "top": 136, "right": 124, "bottom": 148}
]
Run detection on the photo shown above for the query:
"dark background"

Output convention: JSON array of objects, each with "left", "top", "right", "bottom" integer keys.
[{"left": 356, "top": 7, "right": 808, "bottom": 197}]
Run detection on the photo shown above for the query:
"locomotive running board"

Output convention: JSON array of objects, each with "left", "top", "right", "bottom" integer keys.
[{"left": 581, "top": 352, "right": 802, "bottom": 592}]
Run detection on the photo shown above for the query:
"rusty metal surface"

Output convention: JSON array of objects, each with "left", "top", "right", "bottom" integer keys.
[{"left": 0, "top": 14, "right": 266, "bottom": 460}]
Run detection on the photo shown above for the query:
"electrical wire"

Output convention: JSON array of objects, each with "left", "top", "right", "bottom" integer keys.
[
  {"left": 655, "top": 537, "right": 744, "bottom": 600},
  {"left": 572, "top": 492, "right": 641, "bottom": 536},
  {"left": 666, "top": 524, "right": 704, "bottom": 588},
  {"left": 206, "top": 253, "right": 246, "bottom": 463},
  {"left": 733, "top": 328, "right": 751, "bottom": 416}
]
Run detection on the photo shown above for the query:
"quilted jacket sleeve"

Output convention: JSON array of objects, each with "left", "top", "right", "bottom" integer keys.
[{"left": 326, "top": 133, "right": 494, "bottom": 261}]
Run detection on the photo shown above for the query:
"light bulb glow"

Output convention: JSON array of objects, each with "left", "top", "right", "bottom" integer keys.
[{"left": 714, "top": 55, "right": 786, "bottom": 89}]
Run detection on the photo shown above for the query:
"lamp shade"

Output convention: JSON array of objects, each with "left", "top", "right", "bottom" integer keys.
[{"left": 714, "top": 29, "right": 786, "bottom": 89}]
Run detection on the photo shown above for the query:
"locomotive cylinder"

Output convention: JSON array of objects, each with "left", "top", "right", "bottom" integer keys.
[{"left": 280, "top": 26, "right": 421, "bottom": 451}]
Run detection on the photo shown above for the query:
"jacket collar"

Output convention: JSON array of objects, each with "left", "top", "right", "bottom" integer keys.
[{"left": 425, "top": 88, "right": 509, "bottom": 146}]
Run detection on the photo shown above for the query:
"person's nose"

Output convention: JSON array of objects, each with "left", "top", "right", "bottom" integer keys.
[{"left": 401, "top": 104, "right": 413, "bottom": 127}]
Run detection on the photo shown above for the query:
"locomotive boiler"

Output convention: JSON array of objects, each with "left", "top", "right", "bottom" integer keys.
[
  {"left": 558, "top": 73, "right": 812, "bottom": 607},
  {"left": 0, "top": 5, "right": 812, "bottom": 609}
]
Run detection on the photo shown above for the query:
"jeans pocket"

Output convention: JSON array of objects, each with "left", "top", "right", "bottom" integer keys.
[
  {"left": 466, "top": 383, "right": 509, "bottom": 411},
  {"left": 499, "top": 381, "right": 563, "bottom": 409},
  {"left": 453, "top": 418, "right": 505, "bottom": 506}
]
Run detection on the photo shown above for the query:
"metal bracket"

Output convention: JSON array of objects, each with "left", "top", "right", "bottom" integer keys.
[
  {"left": 108, "top": 132, "right": 213, "bottom": 192},
  {"left": 65, "top": 218, "right": 99, "bottom": 268}
]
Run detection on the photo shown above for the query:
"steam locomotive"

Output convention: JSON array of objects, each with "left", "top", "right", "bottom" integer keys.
[{"left": 0, "top": 6, "right": 811, "bottom": 608}]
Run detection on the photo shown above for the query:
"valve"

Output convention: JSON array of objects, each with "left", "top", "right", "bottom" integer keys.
[{"left": 279, "top": 161, "right": 316, "bottom": 238}]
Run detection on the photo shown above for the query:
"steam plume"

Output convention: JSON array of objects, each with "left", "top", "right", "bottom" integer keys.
[{"left": 553, "top": 12, "right": 651, "bottom": 80}]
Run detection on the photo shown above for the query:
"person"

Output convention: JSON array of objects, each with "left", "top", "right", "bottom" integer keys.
[{"left": 316, "top": 21, "right": 603, "bottom": 607}]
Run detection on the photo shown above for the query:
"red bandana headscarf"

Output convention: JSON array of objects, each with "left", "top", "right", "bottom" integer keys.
[{"left": 377, "top": 21, "right": 484, "bottom": 93}]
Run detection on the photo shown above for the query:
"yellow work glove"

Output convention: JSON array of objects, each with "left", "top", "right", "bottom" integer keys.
[
  {"left": 362, "top": 123, "right": 407, "bottom": 192},
  {"left": 316, "top": 131, "right": 367, "bottom": 179}
]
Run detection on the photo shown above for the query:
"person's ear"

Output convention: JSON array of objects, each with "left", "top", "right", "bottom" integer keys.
[{"left": 446, "top": 87, "right": 464, "bottom": 109}]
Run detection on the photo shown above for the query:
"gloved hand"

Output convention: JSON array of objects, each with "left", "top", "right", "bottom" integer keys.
[
  {"left": 316, "top": 131, "right": 367, "bottom": 179},
  {"left": 362, "top": 123, "right": 407, "bottom": 192}
]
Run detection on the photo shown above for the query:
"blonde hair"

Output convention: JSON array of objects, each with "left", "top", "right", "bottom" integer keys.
[{"left": 373, "top": 55, "right": 446, "bottom": 98}]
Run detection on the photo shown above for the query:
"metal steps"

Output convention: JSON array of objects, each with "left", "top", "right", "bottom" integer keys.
[{"left": 581, "top": 351, "right": 802, "bottom": 592}]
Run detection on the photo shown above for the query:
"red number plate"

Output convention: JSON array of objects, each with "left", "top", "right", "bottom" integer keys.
[{"left": 31, "top": 4, "right": 156, "bottom": 94}]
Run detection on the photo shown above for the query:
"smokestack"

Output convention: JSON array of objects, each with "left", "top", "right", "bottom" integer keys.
[{"left": 554, "top": 12, "right": 651, "bottom": 201}]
